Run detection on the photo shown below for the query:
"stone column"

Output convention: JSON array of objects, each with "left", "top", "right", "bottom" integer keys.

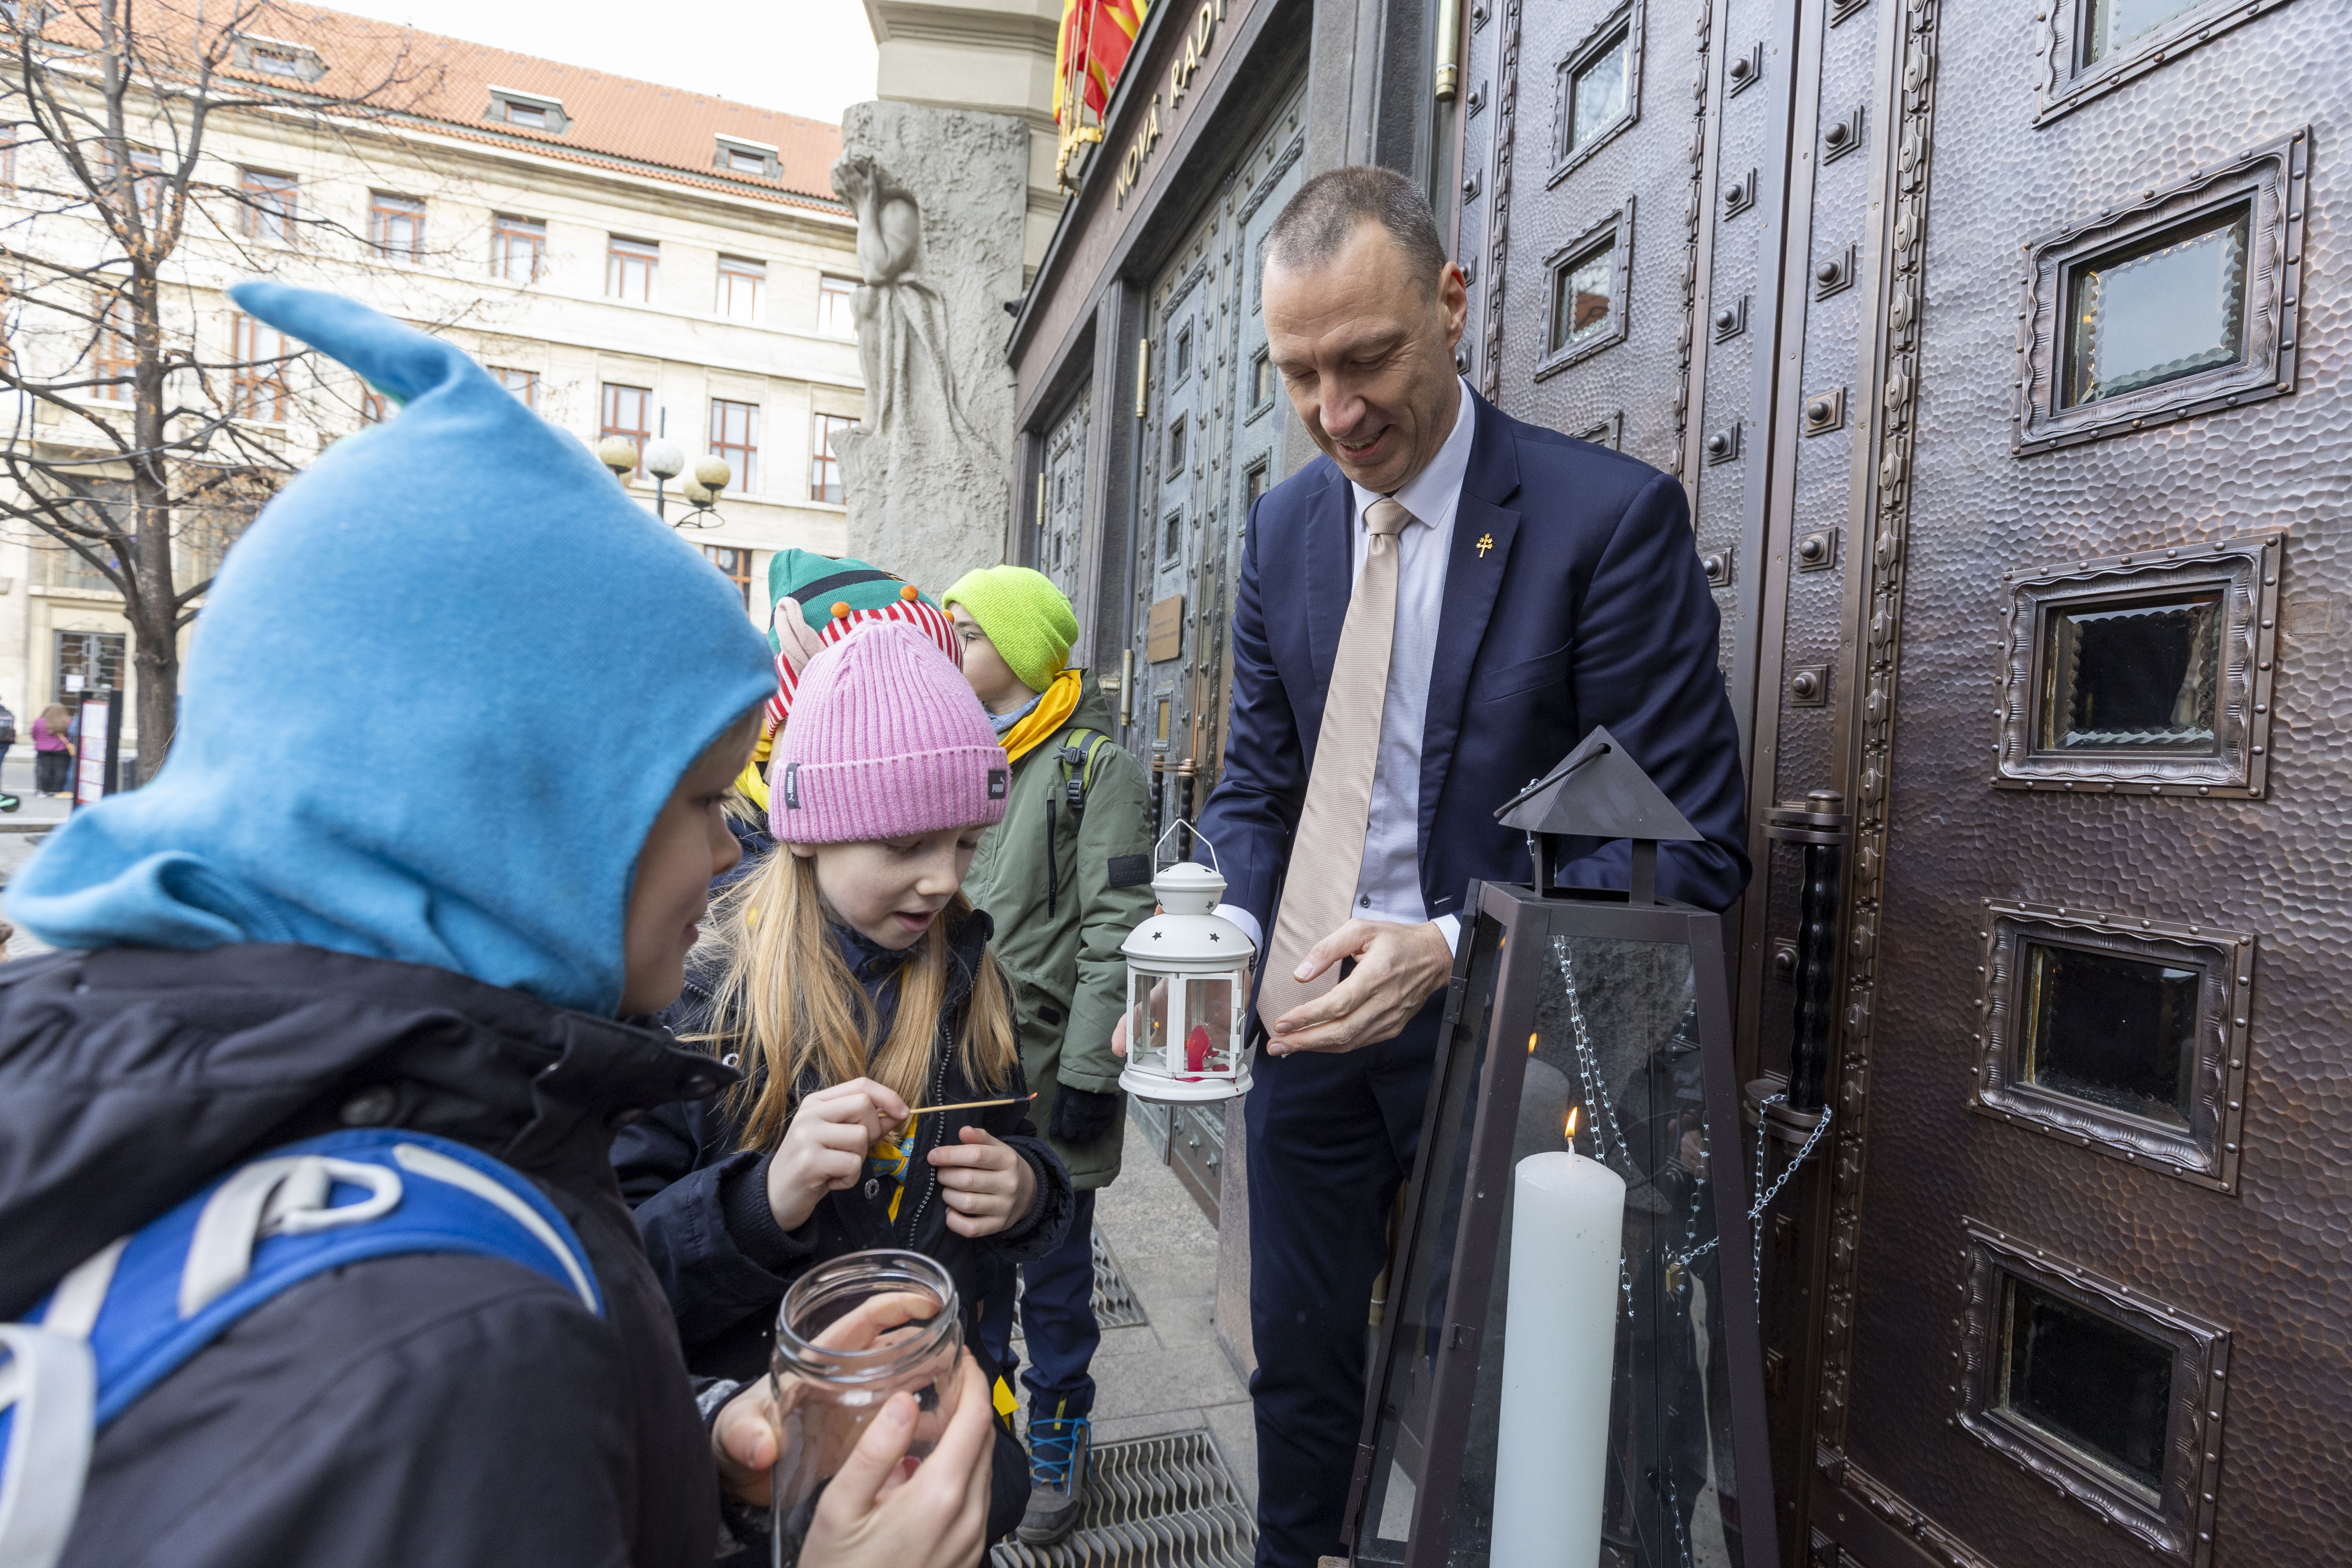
[{"left": 831, "top": 102, "right": 1026, "bottom": 594}]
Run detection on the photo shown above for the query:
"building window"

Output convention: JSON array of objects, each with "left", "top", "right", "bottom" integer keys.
[
  {"left": 715, "top": 139, "right": 776, "bottom": 177},
  {"left": 369, "top": 192, "right": 425, "bottom": 260},
  {"left": 240, "top": 169, "right": 297, "bottom": 245},
  {"left": 55, "top": 629, "right": 125, "bottom": 702},
  {"left": 1552, "top": 2, "right": 1646, "bottom": 179},
  {"left": 709, "top": 398, "right": 760, "bottom": 492},
  {"left": 818, "top": 276, "right": 857, "bottom": 337},
  {"left": 230, "top": 311, "right": 290, "bottom": 422},
  {"left": 1552, "top": 243, "right": 1614, "bottom": 353},
  {"left": 491, "top": 214, "right": 547, "bottom": 283},
  {"left": 1174, "top": 326, "right": 1192, "bottom": 382},
  {"left": 492, "top": 367, "right": 541, "bottom": 411},
  {"left": 1166, "top": 414, "right": 1186, "bottom": 474},
  {"left": 252, "top": 44, "right": 302, "bottom": 74},
  {"left": 704, "top": 544, "right": 755, "bottom": 608},
  {"left": 810, "top": 412, "right": 853, "bottom": 504},
  {"left": 99, "top": 145, "right": 165, "bottom": 225},
  {"left": 92, "top": 296, "right": 134, "bottom": 403},
  {"left": 2062, "top": 207, "right": 2249, "bottom": 410},
  {"left": 360, "top": 387, "right": 388, "bottom": 424},
  {"left": 488, "top": 90, "right": 567, "bottom": 132},
  {"left": 717, "top": 256, "right": 766, "bottom": 323},
  {"left": 601, "top": 383, "right": 653, "bottom": 478},
  {"left": 606, "top": 236, "right": 657, "bottom": 303}
]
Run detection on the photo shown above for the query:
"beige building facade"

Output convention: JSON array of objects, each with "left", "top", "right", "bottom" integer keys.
[{"left": 0, "top": 4, "right": 864, "bottom": 753}]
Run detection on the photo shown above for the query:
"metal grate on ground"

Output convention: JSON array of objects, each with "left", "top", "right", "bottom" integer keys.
[
  {"left": 1012, "top": 1227, "right": 1149, "bottom": 1338},
  {"left": 991, "top": 1430, "right": 1256, "bottom": 1568}
]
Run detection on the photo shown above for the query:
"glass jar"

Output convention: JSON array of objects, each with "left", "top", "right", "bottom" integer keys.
[{"left": 769, "top": 1249, "right": 964, "bottom": 1566}]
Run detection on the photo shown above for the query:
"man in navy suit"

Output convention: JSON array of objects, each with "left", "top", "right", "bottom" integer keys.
[{"left": 1151, "top": 166, "right": 1749, "bottom": 1565}]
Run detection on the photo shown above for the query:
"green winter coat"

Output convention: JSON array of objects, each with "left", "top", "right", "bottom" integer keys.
[{"left": 963, "top": 676, "right": 1156, "bottom": 1191}]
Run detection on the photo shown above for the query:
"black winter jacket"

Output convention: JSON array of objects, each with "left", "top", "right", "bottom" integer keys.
[
  {"left": 0, "top": 943, "right": 739, "bottom": 1568},
  {"left": 615, "top": 904, "right": 1076, "bottom": 1384}
]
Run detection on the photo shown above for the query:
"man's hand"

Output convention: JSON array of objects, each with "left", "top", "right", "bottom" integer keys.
[
  {"left": 926, "top": 1125, "right": 1038, "bottom": 1238},
  {"left": 768, "top": 1078, "right": 911, "bottom": 1233},
  {"left": 1267, "top": 919, "right": 1454, "bottom": 1056},
  {"left": 712, "top": 1355, "right": 995, "bottom": 1568}
]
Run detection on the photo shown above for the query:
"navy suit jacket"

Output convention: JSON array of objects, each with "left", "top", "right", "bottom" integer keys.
[{"left": 1196, "top": 390, "right": 1750, "bottom": 958}]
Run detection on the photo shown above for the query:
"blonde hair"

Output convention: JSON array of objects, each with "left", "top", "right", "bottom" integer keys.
[{"left": 695, "top": 846, "right": 1018, "bottom": 1152}]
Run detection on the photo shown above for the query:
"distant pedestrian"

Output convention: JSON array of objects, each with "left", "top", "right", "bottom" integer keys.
[
  {"left": 944, "top": 565, "right": 1156, "bottom": 1546},
  {"left": 32, "top": 703, "right": 72, "bottom": 796},
  {"left": 0, "top": 697, "right": 16, "bottom": 811}
]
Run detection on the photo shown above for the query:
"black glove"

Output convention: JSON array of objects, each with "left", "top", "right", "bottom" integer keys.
[{"left": 1048, "top": 1085, "right": 1120, "bottom": 1146}]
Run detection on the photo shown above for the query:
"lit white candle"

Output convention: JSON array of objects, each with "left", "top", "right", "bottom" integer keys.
[{"left": 1490, "top": 1122, "right": 1625, "bottom": 1566}]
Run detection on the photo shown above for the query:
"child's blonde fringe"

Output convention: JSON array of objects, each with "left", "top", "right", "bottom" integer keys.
[{"left": 688, "top": 848, "right": 1018, "bottom": 1153}]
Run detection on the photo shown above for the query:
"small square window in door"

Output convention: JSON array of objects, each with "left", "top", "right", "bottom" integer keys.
[
  {"left": 1956, "top": 1221, "right": 2229, "bottom": 1568},
  {"left": 1972, "top": 902, "right": 2253, "bottom": 1190},
  {"left": 1534, "top": 201, "right": 1633, "bottom": 379},
  {"left": 1995, "top": 533, "right": 2280, "bottom": 797},
  {"left": 2063, "top": 208, "right": 2249, "bottom": 410}
]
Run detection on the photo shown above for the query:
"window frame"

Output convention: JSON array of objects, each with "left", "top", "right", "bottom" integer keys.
[
  {"left": 369, "top": 191, "right": 425, "bottom": 261},
  {"left": 491, "top": 366, "right": 541, "bottom": 411},
  {"left": 229, "top": 310, "right": 292, "bottom": 423},
  {"left": 54, "top": 628, "right": 126, "bottom": 702},
  {"left": 716, "top": 256, "right": 767, "bottom": 323},
  {"left": 809, "top": 412, "right": 853, "bottom": 504},
  {"left": 1548, "top": 0, "right": 1645, "bottom": 186},
  {"left": 600, "top": 383, "right": 654, "bottom": 479},
  {"left": 714, "top": 136, "right": 778, "bottom": 178},
  {"left": 703, "top": 544, "right": 755, "bottom": 608},
  {"left": 817, "top": 276, "right": 858, "bottom": 338},
  {"left": 1994, "top": 532, "right": 2280, "bottom": 799},
  {"left": 1956, "top": 1220, "right": 2230, "bottom": 1567},
  {"left": 238, "top": 167, "right": 298, "bottom": 246},
  {"left": 1971, "top": 900, "right": 2253, "bottom": 1190},
  {"left": 2035, "top": 0, "right": 2296, "bottom": 124},
  {"left": 708, "top": 397, "right": 760, "bottom": 493},
  {"left": 1534, "top": 198, "right": 1634, "bottom": 380},
  {"left": 605, "top": 236, "right": 658, "bottom": 303},
  {"left": 490, "top": 214, "right": 548, "bottom": 283},
  {"left": 91, "top": 294, "right": 134, "bottom": 403},
  {"left": 486, "top": 88, "right": 568, "bottom": 133},
  {"left": 2013, "top": 131, "right": 2305, "bottom": 456}
]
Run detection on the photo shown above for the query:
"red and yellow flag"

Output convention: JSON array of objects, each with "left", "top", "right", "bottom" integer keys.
[{"left": 1056, "top": 0, "right": 1149, "bottom": 124}]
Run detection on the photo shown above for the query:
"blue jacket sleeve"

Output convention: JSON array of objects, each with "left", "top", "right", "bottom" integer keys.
[
  {"left": 1195, "top": 494, "right": 1307, "bottom": 937},
  {"left": 1554, "top": 472, "right": 1750, "bottom": 910}
]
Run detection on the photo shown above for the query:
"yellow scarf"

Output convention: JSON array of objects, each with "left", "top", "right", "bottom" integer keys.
[
  {"left": 733, "top": 728, "right": 775, "bottom": 814},
  {"left": 998, "top": 669, "right": 1083, "bottom": 765}
]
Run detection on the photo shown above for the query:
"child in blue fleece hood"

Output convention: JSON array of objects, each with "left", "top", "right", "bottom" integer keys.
[{"left": 0, "top": 284, "right": 999, "bottom": 1568}]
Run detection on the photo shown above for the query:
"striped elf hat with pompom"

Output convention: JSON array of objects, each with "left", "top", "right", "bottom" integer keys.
[{"left": 762, "top": 548, "right": 958, "bottom": 732}]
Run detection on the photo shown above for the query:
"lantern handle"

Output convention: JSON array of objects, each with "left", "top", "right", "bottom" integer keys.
[{"left": 1154, "top": 818, "right": 1222, "bottom": 875}]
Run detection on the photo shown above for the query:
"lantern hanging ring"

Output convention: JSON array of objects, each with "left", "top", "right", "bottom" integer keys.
[{"left": 1153, "top": 817, "right": 1223, "bottom": 875}]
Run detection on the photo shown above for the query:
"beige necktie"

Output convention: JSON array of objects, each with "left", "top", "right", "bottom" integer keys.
[{"left": 1259, "top": 496, "right": 1413, "bottom": 1029}]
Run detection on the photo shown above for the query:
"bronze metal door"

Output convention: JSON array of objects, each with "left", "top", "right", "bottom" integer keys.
[
  {"left": 1040, "top": 390, "right": 1092, "bottom": 606},
  {"left": 1449, "top": 0, "right": 2349, "bottom": 1557},
  {"left": 1808, "top": 1, "right": 2348, "bottom": 1565}
]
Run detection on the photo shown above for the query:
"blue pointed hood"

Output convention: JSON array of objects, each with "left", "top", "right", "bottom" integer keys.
[{"left": 5, "top": 283, "right": 773, "bottom": 1015}]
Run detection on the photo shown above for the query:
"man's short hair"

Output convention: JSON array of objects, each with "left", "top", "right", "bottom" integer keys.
[{"left": 1262, "top": 165, "right": 1449, "bottom": 290}]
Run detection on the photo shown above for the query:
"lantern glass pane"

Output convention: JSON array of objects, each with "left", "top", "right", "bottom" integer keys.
[
  {"left": 1357, "top": 913, "right": 1509, "bottom": 1561},
  {"left": 1490, "top": 933, "right": 1748, "bottom": 1568},
  {"left": 1185, "top": 976, "right": 1234, "bottom": 1075},
  {"left": 1132, "top": 975, "right": 1169, "bottom": 1071}
]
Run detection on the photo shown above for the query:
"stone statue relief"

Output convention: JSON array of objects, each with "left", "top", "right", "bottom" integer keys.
[{"left": 831, "top": 151, "right": 980, "bottom": 445}]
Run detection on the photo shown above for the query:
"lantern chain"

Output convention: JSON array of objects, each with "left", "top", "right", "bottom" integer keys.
[{"left": 1553, "top": 947, "right": 1634, "bottom": 1323}]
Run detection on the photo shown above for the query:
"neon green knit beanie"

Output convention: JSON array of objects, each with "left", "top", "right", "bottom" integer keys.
[{"left": 942, "top": 566, "right": 1079, "bottom": 694}]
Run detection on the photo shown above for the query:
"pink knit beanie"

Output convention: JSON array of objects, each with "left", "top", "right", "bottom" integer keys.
[{"left": 769, "top": 621, "right": 1009, "bottom": 844}]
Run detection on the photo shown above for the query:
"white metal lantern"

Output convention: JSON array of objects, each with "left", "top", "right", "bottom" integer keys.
[{"left": 1118, "top": 824, "right": 1256, "bottom": 1104}]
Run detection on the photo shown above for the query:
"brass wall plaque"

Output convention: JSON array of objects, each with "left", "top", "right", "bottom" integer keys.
[{"left": 1147, "top": 593, "right": 1184, "bottom": 663}]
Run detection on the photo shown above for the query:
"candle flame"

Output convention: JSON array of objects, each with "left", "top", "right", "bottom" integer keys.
[
  {"left": 1527, "top": 1031, "right": 1538, "bottom": 1055},
  {"left": 1565, "top": 1106, "right": 1581, "bottom": 1141}
]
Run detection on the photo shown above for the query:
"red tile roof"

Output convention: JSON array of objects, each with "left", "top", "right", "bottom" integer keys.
[{"left": 38, "top": 1, "right": 849, "bottom": 212}]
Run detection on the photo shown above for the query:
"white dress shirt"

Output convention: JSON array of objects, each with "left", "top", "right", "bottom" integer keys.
[{"left": 1223, "top": 377, "right": 1476, "bottom": 956}]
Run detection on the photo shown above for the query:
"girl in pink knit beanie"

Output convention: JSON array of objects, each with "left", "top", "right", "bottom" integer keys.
[{"left": 627, "top": 622, "right": 1075, "bottom": 1544}]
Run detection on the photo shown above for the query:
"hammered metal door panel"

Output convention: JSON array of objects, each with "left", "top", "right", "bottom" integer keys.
[
  {"left": 1043, "top": 391, "right": 1092, "bottom": 605},
  {"left": 1831, "top": 0, "right": 2351, "bottom": 1563}
]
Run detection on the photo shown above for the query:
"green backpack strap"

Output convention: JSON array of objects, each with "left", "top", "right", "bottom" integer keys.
[{"left": 1055, "top": 728, "right": 1116, "bottom": 820}]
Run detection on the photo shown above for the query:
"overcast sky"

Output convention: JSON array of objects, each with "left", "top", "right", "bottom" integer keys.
[{"left": 327, "top": 0, "right": 880, "bottom": 125}]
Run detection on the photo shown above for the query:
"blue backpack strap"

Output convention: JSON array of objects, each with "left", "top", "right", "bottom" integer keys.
[{"left": 0, "top": 1130, "right": 601, "bottom": 1568}]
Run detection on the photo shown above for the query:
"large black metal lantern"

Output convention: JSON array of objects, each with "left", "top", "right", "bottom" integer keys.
[{"left": 1337, "top": 726, "right": 1780, "bottom": 1568}]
